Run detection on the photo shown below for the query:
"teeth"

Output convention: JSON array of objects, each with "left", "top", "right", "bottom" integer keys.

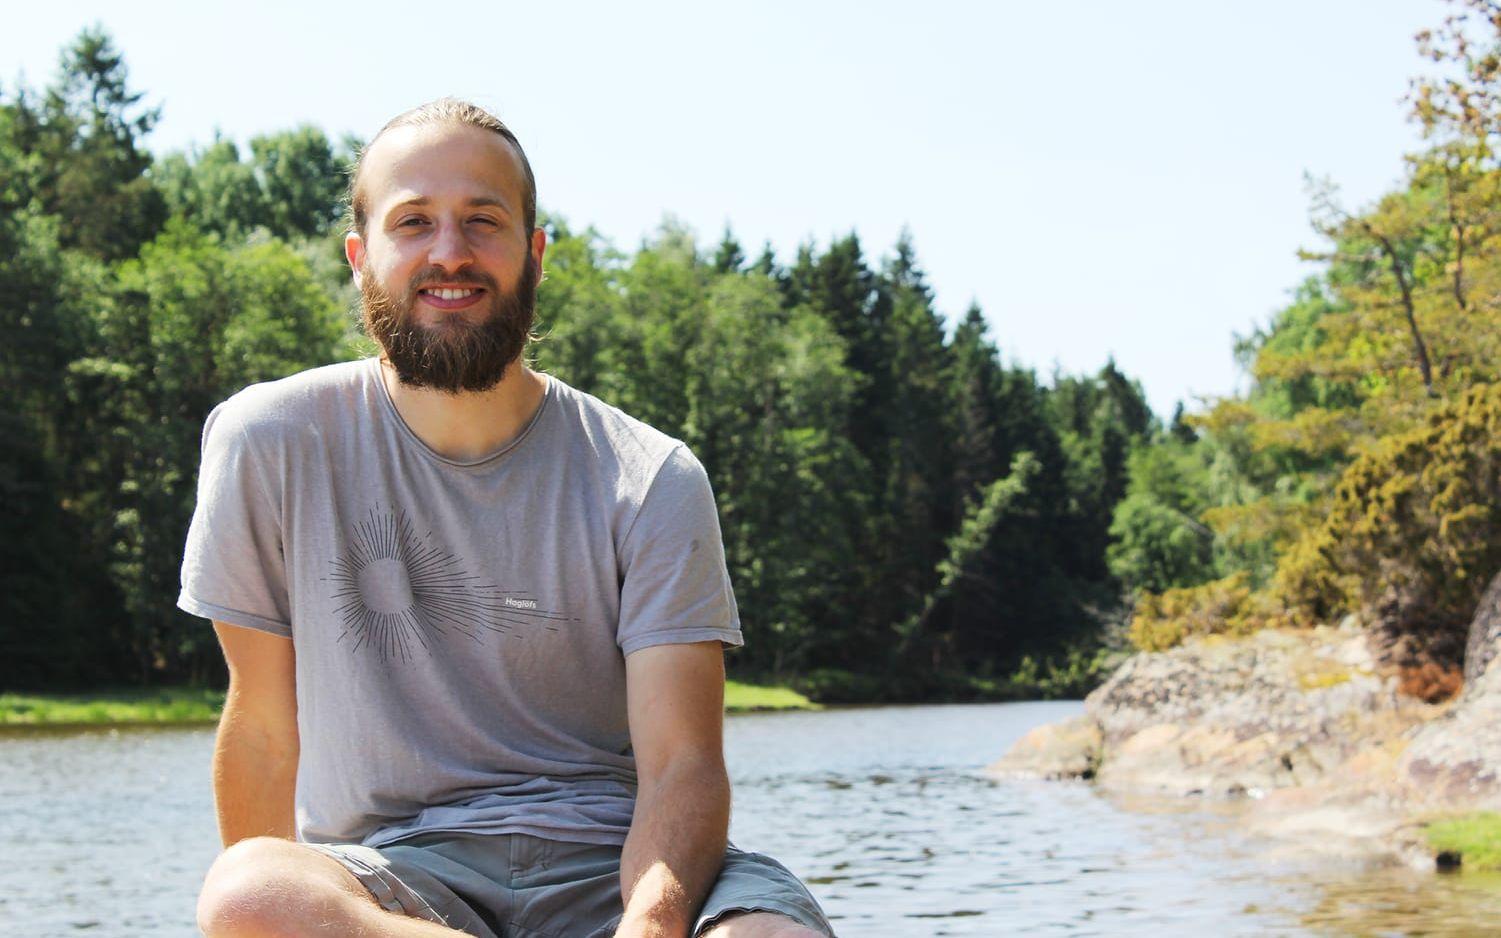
[{"left": 426, "top": 288, "right": 476, "bottom": 300}]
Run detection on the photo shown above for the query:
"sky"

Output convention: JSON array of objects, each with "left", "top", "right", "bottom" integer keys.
[{"left": 4, "top": 0, "right": 1437, "bottom": 418}]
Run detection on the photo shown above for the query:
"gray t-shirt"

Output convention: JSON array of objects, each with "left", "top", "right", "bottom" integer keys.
[{"left": 178, "top": 358, "right": 742, "bottom": 848}]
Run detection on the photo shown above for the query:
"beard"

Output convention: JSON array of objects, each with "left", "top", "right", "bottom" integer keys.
[{"left": 360, "top": 258, "right": 538, "bottom": 395}]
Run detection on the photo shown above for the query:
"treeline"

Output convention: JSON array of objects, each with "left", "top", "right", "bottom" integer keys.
[
  {"left": 1107, "top": 0, "right": 1501, "bottom": 698},
  {"left": 1, "top": 28, "right": 1161, "bottom": 696},
  {"left": 531, "top": 223, "right": 1156, "bottom": 697},
  {"left": 19, "top": 5, "right": 1498, "bottom": 701}
]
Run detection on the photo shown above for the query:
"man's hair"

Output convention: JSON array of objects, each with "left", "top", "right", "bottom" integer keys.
[{"left": 346, "top": 97, "right": 538, "bottom": 239}]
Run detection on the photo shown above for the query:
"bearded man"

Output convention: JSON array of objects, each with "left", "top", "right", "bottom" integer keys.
[{"left": 182, "top": 98, "right": 834, "bottom": 938}]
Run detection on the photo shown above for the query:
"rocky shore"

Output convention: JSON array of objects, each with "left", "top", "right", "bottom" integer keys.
[{"left": 989, "top": 574, "right": 1501, "bottom": 867}]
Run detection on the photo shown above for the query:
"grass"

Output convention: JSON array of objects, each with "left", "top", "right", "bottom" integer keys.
[
  {"left": 724, "top": 680, "right": 817, "bottom": 713},
  {"left": 1, "top": 680, "right": 814, "bottom": 727},
  {"left": 1425, "top": 812, "right": 1501, "bottom": 871},
  {"left": 0, "top": 687, "right": 226, "bottom": 726}
]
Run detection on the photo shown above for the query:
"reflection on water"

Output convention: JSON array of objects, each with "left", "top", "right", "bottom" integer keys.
[
  {"left": 1299, "top": 869, "right": 1501, "bottom": 936},
  {"left": 2, "top": 703, "right": 1500, "bottom": 936}
]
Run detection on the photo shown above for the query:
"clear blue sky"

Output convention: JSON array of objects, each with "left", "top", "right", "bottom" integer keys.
[{"left": 6, "top": 0, "right": 1435, "bottom": 417}]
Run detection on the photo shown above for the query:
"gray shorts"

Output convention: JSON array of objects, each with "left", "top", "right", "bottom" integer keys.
[{"left": 306, "top": 831, "right": 835, "bottom": 937}]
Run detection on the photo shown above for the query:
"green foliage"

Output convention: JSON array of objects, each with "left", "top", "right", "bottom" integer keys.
[
  {"left": 896, "top": 451, "right": 1041, "bottom": 654},
  {"left": 155, "top": 126, "right": 356, "bottom": 241},
  {"left": 1009, "top": 644, "right": 1122, "bottom": 700},
  {"left": 0, "top": 687, "right": 225, "bottom": 725},
  {"left": 1107, "top": 441, "right": 1217, "bottom": 594},
  {"left": 938, "top": 456, "right": 1041, "bottom": 596},
  {"left": 79, "top": 222, "right": 348, "bottom": 680},
  {"left": 1112, "top": 4, "right": 1501, "bottom": 658},
  {"left": 2, "top": 28, "right": 1152, "bottom": 698},
  {"left": 722, "top": 680, "right": 817, "bottom": 713},
  {"left": 1128, "top": 573, "right": 1258, "bottom": 652},
  {"left": 788, "top": 668, "right": 893, "bottom": 705},
  {"left": 682, "top": 272, "right": 867, "bottom": 673},
  {"left": 0, "top": 682, "right": 809, "bottom": 724},
  {"left": 1272, "top": 383, "right": 1501, "bottom": 644},
  {"left": 4, "top": 26, "right": 165, "bottom": 260},
  {"left": 154, "top": 138, "right": 266, "bottom": 240}
]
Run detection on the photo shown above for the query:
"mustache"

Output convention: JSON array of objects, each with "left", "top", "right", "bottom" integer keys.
[{"left": 408, "top": 269, "right": 498, "bottom": 293}]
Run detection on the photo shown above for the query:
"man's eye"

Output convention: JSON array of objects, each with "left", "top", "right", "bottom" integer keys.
[
  {"left": 469, "top": 216, "right": 499, "bottom": 227},
  {"left": 398, "top": 217, "right": 428, "bottom": 227}
]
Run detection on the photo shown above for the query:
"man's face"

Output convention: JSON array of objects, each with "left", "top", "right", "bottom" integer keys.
[{"left": 346, "top": 122, "right": 546, "bottom": 394}]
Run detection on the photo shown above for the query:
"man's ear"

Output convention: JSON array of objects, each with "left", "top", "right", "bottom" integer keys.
[
  {"left": 345, "top": 231, "right": 366, "bottom": 288},
  {"left": 529, "top": 226, "right": 548, "bottom": 279}
]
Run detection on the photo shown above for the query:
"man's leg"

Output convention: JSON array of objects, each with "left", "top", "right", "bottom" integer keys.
[
  {"left": 689, "top": 846, "right": 834, "bottom": 938},
  {"left": 198, "top": 836, "right": 470, "bottom": 937},
  {"left": 701, "top": 911, "right": 826, "bottom": 937}
]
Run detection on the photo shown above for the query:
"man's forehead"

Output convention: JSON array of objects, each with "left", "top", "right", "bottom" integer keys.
[{"left": 362, "top": 122, "right": 525, "bottom": 205}]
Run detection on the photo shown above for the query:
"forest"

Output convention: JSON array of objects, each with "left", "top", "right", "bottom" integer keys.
[{"left": 4, "top": 1, "right": 1499, "bottom": 704}]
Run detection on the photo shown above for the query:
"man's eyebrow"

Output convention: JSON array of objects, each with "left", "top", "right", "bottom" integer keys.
[{"left": 388, "top": 195, "right": 512, "bottom": 211}]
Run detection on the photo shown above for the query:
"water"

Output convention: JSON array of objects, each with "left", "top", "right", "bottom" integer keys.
[{"left": 3, "top": 702, "right": 1499, "bottom": 936}]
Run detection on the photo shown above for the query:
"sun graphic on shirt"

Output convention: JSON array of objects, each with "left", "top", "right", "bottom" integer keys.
[{"left": 323, "top": 506, "right": 576, "bottom": 661}]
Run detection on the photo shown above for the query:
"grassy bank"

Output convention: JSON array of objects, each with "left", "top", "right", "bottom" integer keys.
[
  {"left": 1, "top": 680, "right": 815, "bottom": 727},
  {"left": 0, "top": 687, "right": 226, "bottom": 726},
  {"left": 724, "top": 680, "right": 817, "bottom": 713},
  {"left": 1425, "top": 812, "right": 1501, "bottom": 871}
]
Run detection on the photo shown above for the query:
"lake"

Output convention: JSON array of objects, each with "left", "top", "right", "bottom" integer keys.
[{"left": 4, "top": 701, "right": 1500, "bottom": 936}]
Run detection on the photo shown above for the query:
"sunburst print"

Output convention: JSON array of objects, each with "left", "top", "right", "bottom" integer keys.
[{"left": 324, "top": 506, "right": 577, "bottom": 661}]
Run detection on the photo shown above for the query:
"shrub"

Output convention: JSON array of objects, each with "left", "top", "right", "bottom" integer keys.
[
  {"left": 1128, "top": 572, "right": 1260, "bottom": 651},
  {"left": 1272, "top": 383, "right": 1501, "bottom": 654}
]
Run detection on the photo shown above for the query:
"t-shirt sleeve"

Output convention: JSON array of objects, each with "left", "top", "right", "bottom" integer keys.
[
  {"left": 177, "top": 400, "right": 293, "bottom": 637},
  {"left": 616, "top": 444, "right": 743, "bottom": 656}
]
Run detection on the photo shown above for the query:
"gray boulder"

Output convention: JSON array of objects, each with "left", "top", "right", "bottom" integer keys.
[
  {"left": 1397, "top": 572, "right": 1501, "bottom": 810},
  {"left": 1463, "top": 569, "right": 1501, "bottom": 685},
  {"left": 1077, "top": 624, "right": 1435, "bottom": 797}
]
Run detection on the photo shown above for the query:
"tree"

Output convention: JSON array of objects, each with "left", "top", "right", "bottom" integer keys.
[
  {"left": 682, "top": 274, "right": 865, "bottom": 673},
  {"left": 155, "top": 125, "right": 355, "bottom": 242},
  {"left": 154, "top": 136, "right": 267, "bottom": 239},
  {"left": 251, "top": 125, "right": 351, "bottom": 239},
  {"left": 870, "top": 232, "right": 956, "bottom": 636},
  {"left": 9, "top": 26, "right": 165, "bottom": 260},
  {"left": 1106, "top": 442, "right": 1217, "bottom": 595},
  {"left": 712, "top": 225, "right": 745, "bottom": 274},
  {"left": 59, "top": 222, "right": 348, "bottom": 682}
]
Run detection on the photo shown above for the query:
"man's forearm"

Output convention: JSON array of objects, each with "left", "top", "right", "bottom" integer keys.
[
  {"left": 617, "top": 756, "right": 731, "bottom": 937},
  {"left": 212, "top": 688, "right": 299, "bottom": 846}
]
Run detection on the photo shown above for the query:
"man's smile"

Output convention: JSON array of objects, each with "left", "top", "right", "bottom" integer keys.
[{"left": 417, "top": 285, "right": 487, "bottom": 310}]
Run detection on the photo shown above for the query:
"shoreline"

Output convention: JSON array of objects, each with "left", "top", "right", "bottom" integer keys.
[
  {"left": 0, "top": 679, "right": 820, "bottom": 728},
  {"left": 988, "top": 623, "right": 1501, "bottom": 873}
]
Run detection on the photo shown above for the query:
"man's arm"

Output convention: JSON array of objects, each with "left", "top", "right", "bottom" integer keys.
[
  {"left": 210, "top": 620, "right": 299, "bottom": 846},
  {"left": 617, "top": 641, "right": 733, "bottom": 938}
]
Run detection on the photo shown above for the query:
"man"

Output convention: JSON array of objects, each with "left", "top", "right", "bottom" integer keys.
[{"left": 182, "top": 98, "right": 834, "bottom": 938}]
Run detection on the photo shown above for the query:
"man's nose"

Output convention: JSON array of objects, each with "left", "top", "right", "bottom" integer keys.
[{"left": 427, "top": 220, "right": 475, "bottom": 271}]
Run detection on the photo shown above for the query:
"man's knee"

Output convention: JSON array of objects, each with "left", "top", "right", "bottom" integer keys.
[
  {"left": 198, "top": 836, "right": 369, "bottom": 937},
  {"left": 701, "top": 910, "right": 826, "bottom": 938}
]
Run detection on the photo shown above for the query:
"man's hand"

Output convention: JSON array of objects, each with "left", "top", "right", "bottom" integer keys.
[
  {"left": 211, "top": 620, "right": 299, "bottom": 845},
  {"left": 617, "top": 641, "right": 732, "bottom": 937}
]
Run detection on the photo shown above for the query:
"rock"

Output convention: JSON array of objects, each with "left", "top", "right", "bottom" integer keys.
[
  {"left": 987, "top": 715, "right": 1101, "bottom": 780},
  {"left": 1397, "top": 570, "right": 1501, "bottom": 810},
  {"left": 1398, "top": 658, "right": 1501, "bottom": 811},
  {"left": 1076, "top": 624, "right": 1439, "bottom": 797},
  {"left": 989, "top": 606, "right": 1501, "bottom": 868},
  {"left": 1463, "top": 569, "right": 1501, "bottom": 685}
]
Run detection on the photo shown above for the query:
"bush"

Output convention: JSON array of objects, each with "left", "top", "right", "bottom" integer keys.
[
  {"left": 1009, "top": 644, "right": 1124, "bottom": 698},
  {"left": 1272, "top": 383, "right": 1501, "bottom": 653},
  {"left": 1128, "top": 572, "right": 1260, "bottom": 651},
  {"left": 789, "top": 668, "right": 891, "bottom": 704}
]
